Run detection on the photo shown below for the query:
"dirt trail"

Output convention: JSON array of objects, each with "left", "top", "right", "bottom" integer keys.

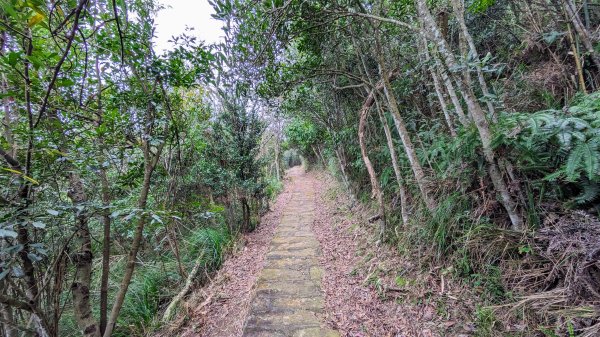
[{"left": 242, "top": 168, "right": 338, "bottom": 336}]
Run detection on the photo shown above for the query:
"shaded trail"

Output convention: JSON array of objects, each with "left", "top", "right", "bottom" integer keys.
[{"left": 242, "top": 168, "right": 338, "bottom": 336}]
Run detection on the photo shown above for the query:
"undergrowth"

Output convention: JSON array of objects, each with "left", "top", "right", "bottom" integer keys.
[{"left": 344, "top": 93, "right": 600, "bottom": 336}]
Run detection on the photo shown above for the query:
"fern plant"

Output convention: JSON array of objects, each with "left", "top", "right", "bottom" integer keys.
[{"left": 522, "top": 93, "right": 600, "bottom": 205}]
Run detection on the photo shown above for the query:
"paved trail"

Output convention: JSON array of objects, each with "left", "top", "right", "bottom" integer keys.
[{"left": 242, "top": 169, "right": 338, "bottom": 337}]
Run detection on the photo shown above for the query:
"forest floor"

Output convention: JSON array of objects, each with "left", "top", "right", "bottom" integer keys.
[{"left": 170, "top": 167, "right": 475, "bottom": 337}]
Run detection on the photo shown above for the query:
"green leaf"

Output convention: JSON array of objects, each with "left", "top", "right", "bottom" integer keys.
[
  {"left": 468, "top": 0, "right": 496, "bottom": 13},
  {"left": 55, "top": 78, "right": 75, "bottom": 87},
  {"left": 0, "top": 2, "right": 17, "bottom": 17},
  {"left": 27, "top": 253, "right": 42, "bottom": 262},
  {"left": 542, "top": 31, "right": 564, "bottom": 44},
  {"left": 543, "top": 170, "right": 564, "bottom": 181},
  {"left": 0, "top": 229, "right": 18, "bottom": 238},
  {"left": 7, "top": 52, "right": 20, "bottom": 66},
  {"left": 46, "top": 209, "right": 59, "bottom": 216},
  {"left": 32, "top": 221, "right": 46, "bottom": 229},
  {"left": 151, "top": 214, "right": 163, "bottom": 224}
]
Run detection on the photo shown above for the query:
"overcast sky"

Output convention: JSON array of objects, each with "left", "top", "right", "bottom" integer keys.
[{"left": 154, "top": 0, "right": 224, "bottom": 52}]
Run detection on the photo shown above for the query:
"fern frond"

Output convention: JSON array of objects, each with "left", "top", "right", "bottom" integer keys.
[
  {"left": 565, "top": 117, "right": 590, "bottom": 130},
  {"left": 566, "top": 143, "right": 584, "bottom": 181},
  {"left": 543, "top": 169, "right": 565, "bottom": 182},
  {"left": 574, "top": 180, "right": 600, "bottom": 205}
]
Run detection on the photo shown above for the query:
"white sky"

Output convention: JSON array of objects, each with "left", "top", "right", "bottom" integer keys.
[{"left": 154, "top": 0, "right": 224, "bottom": 52}]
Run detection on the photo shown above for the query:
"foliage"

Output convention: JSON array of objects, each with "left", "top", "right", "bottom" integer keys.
[
  {"left": 0, "top": 0, "right": 278, "bottom": 335},
  {"left": 284, "top": 118, "right": 323, "bottom": 157}
]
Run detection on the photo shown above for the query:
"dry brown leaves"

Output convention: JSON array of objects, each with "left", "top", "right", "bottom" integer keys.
[
  {"left": 309, "top": 172, "right": 477, "bottom": 337},
  {"left": 169, "top": 170, "right": 297, "bottom": 337}
]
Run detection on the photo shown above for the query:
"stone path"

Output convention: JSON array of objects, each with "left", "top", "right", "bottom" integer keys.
[{"left": 242, "top": 171, "right": 339, "bottom": 337}]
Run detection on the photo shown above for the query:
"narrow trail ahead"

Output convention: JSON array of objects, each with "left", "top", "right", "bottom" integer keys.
[
  {"left": 242, "top": 168, "right": 338, "bottom": 336},
  {"left": 179, "top": 168, "right": 421, "bottom": 337}
]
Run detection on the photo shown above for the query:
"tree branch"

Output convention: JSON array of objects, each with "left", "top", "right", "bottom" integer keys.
[
  {"left": 34, "top": 0, "right": 88, "bottom": 128},
  {"left": 0, "top": 294, "right": 36, "bottom": 313}
]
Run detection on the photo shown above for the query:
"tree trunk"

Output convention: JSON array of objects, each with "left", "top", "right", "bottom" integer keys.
[
  {"left": 418, "top": 37, "right": 458, "bottom": 136},
  {"left": 275, "top": 141, "right": 281, "bottom": 181},
  {"left": 241, "top": 196, "right": 250, "bottom": 232},
  {"left": 432, "top": 71, "right": 457, "bottom": 136},
  {"left": 161, "top": 250, "right": 206, "bottom": 322},
  {"left": 67, "top": 173, "right": 100, "bottom": 337},
  {"left": 335, "top": 147, "right": 351, "bottom": 192},
  {"left": 95, "top": 53, "right": 111, "bottom": 337},
  {"left": 0, "top": 34, "right": 18, "bottom": 337},
  {"left": 375, "top": 97, "right": 410, "bottom": 227},
  {"left": 358, "top": 88, "right": 387, "bottom": 238},
  {"left": 167, "top": 223, "right": 186, "bottom": 278},
  {"left": 422, "top": 33, "right": 470, "bottom": 125},
  {"left": 450, "top": 0, "right": 497, "bottom": 120},
  {"left": 562, "top": 0, "right": 600, "bottom": 71},
  {"left": 567, "top": 21, "right": 588, "bottom": 93},
  {"left": 99, "top": 169, "right": 110, "bottom": 337},
  {"left": 417, "top": 0, "right": 524, "bottom": 230},
  {"left": 375, "top": 53, "right": 437, "bottom": 211},
  {"left": 0, "top": 242, "right": 17, "bottom": 337},
  {"left": 439, "top": 63, "right": 470, "bottom": 126},
  {"left": 103, "top": 139, "right": 164, "bottom": 337}
]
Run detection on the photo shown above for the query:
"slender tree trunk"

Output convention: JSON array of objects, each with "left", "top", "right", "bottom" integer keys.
[
  {"left": 311, "top": 145, "right": 325, "bottom": 167},
  {"left": 317, "top": 145, "right": 326, "bottom": 166},
  {"left": 562, "top": 0, "right": 600, "bottom": 71},
  {"left": 389, "top": 95, "right": 436, "bottom": 211},
  {"left": 355, "top": 28, "right": 432, "bottom": 214},
  {"left": 374, "top": 43, "right": 437, "bottom": 211},
  {"left": 375, "top": 97, "right": 410, "bottom": 227},
  {"left": 0, "top": 32, "right": 18, "bottom": 337},
  {"left": 103, "top": 139, "right": 165, "bottom": 337},
  {"left": 167, "top": 223, "right": 186, "bottom": 278},
  {"left": 358, "top": 89, "right": 387, "bottom": 238},
  {"left": 432, "top": 72, "right": 457, "bottom": 136},
  {"left": 241, "top": 196, "right": 251, "bottom": 231},
  {"left": 67, "top": 173, "right": 100, "bottom": 337},
  {"left": 418, "top": 37, "right": 458, "bottom": 136},
  {"left": 422, "top": 34, "right": 470, "bottom": 125},
  {"left": 275, "top": 141, "right": 281, "bottom": 181},
  {"left": 94, "top": 53, "right": 111, "bottom": 337},
  {"left": 450, "top": 0, "right": 497, "bottom": 120},
  {"left": 45, "top": 92, "right": 98, "bottom": 337},
  {"left": 417, "top": 32, "right": 469, "bottom": 125},
  {"left": 161, "top": 250, "right": 206, "bottom": 322},
  {"left": 439, "top": 63, "right": 470, "bottom": 125},
  {"left": 99, "top": 169, "right": 110, "bottom": 336},
  {"left": 0, "top": 242, "right": 17, "bottom": 337},
  {"left": 1, "top": 30, "right": 48, "bottom": 337},
  {"left": 567, "top": 21, "right": 588, "bottom": 93},
  {"left": 0, "top": 301, "right": 17, "bottom": 337},
  {"left": 335, "top": 146, "right": 352, "bottom": 192},
  {"left": 163, "top": 156, "right": 185, "bottom": 279},
  {"left": 272, "top": 114, "right": 282, "bottom": 180},
  {"left": 417, "top": 0, "right": 523, "bottom": 230}
]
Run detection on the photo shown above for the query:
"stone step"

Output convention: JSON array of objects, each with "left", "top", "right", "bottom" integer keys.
[{"left": 242, "top": 178, "right": 339, "bottom": 337}]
